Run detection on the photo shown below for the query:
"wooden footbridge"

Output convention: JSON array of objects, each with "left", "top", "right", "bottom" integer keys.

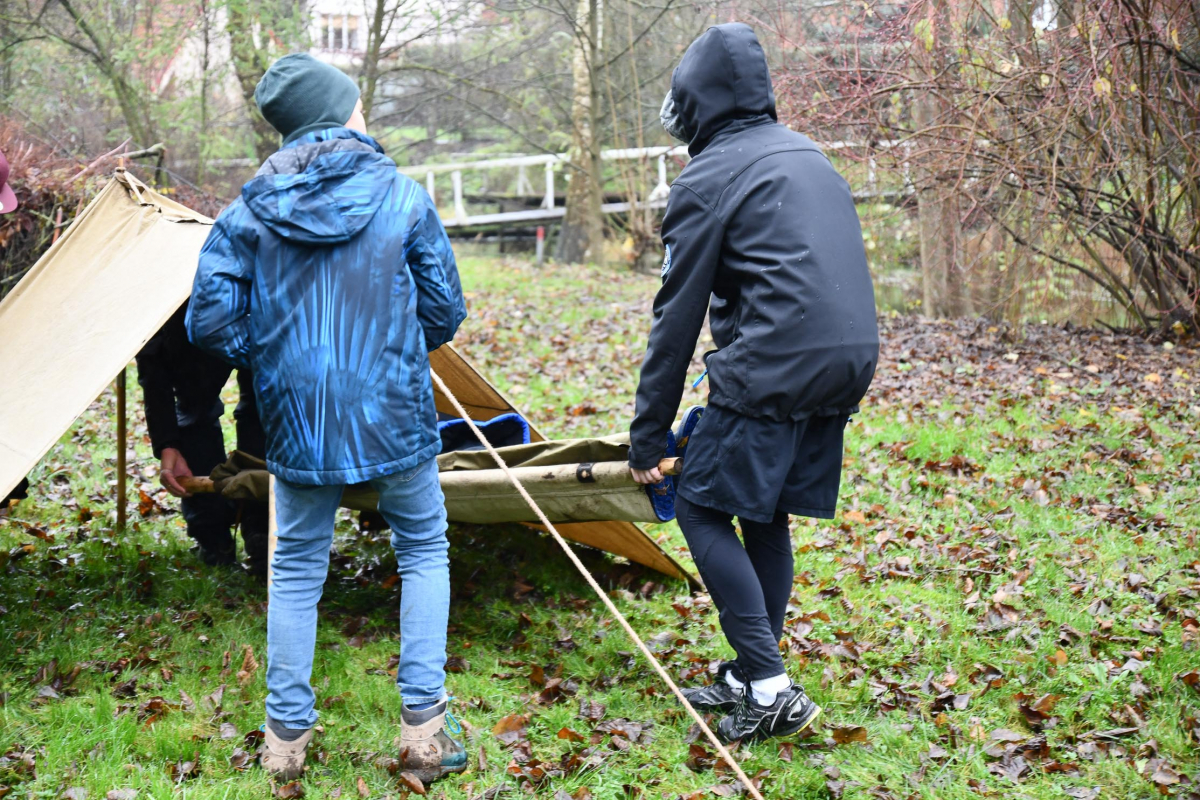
[
  {"left": 397, "top": 145, "right": 684, "bottom": 231},
  {"left": 398, "top": 140, "right": 907, "bottom": 232}
]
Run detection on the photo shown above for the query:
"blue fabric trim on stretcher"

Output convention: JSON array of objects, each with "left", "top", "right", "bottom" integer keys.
[
  {"left": 644, "top": 430, "right": 677, "bottom": 522},
  {"left": 437, "top": 412, "right": 531, "bottom": 454},
  {"left": 643, "top": 405, "right": 704, "bottom": 523}
]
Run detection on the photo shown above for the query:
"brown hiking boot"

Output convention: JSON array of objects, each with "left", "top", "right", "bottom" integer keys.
[
  {"left": 260, "top": 720, "right": 313, "bottom": 780},
  {"left": 398, "top": 699, "right": 467, "bottom": 784}
]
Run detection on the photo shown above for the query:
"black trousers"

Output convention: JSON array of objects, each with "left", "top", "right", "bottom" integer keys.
[
  {"left": 178, "top": 415, "right": 268, "bottom": 562},
  {"left": 675, "top": 494, "right": 792, "bottom": 681}
]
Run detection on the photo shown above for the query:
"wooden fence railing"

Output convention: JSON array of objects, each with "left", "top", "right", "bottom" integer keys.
[{"left": 399, "top": 140, "right": 910, "bottom": 229}]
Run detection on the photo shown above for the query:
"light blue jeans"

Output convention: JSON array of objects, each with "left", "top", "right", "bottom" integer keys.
[{"left": 266, "top": 458, "right": 449, "bottom": 729}]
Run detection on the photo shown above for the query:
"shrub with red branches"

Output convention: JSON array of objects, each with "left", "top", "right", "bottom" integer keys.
[
  {"left": 0, "top": 120, "right": 227, "bottom": 301},
  {"left": 0, "top": 122, "right": 104, "bottom": 300},
  {"left": 770, "top": 0, "right": 1200, "bottom": 332}
]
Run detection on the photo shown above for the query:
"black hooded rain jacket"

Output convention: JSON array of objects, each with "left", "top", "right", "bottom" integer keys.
[{"left": 629, "top": 23, "right": 880, "bottom": 469}]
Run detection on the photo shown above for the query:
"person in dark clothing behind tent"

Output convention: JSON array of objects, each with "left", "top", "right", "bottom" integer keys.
[
  {"left": 629, "top": 23, "right": 879, "bottom": 744},
  {"left": 137, "top": 302, "right": 269, "bottom": 573}
]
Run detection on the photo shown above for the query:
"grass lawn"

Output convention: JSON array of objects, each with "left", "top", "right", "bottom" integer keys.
[{"left": 2, "top": 256, "right": 1198, "bottom": 800}]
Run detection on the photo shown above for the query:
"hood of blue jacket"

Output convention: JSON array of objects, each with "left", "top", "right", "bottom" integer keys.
[
  {"left": 672, "top": 23, "right": 777, "bottom": 157},
  {"left": 241, "top": 128, "right": 397, "bottom": 244}
]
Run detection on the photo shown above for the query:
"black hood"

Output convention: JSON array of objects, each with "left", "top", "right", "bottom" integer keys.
[{"left": 672, "top": 23, "right": 777, "bottom": 156}]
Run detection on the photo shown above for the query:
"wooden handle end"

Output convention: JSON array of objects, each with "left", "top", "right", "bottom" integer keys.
[{"left": 178, "top": 476, "right": 216, "bottom": 494}]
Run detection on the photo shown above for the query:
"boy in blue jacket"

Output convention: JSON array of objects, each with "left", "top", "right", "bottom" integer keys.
[{"left": 187, "top": 54, "right": 468, "bottom": 784}]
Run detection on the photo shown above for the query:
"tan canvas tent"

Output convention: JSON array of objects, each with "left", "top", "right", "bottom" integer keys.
[
  {"left": 0, "top": 172, "right": 694, "bottom": 584},
  {"left": 0, "top": 172, "right": 212, "bottom": 490}
]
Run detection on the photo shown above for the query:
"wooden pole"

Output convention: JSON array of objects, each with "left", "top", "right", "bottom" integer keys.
[
  {"left": 115, "top": 367, "right": 127, "bottom": 531},
  {"left": 180, "top": 456, "right": 683, "bottom": 499},
  {"left": 178, "top": 476, "right": 217, "bottom": 494},
  {"left": 658, "top": 457, "right": 682, "bottom": 476}
]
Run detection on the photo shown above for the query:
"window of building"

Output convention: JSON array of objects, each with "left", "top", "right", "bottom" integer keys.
[{"left": 320, "top": 14, "right": 361, "bottom": 51}]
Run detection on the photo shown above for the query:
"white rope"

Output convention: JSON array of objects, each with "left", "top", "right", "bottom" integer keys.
[{"left": 430, "top": 370, "right": 767, "bottom": 800}]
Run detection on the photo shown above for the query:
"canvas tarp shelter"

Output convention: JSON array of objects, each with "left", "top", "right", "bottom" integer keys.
[{"left": 0, "top": 172, "right": 694, "bottom": 584}]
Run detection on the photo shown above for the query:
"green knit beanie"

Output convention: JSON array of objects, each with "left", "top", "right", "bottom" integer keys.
[{"left": 255, "top": 54, "right": 361, "bottom": 145}]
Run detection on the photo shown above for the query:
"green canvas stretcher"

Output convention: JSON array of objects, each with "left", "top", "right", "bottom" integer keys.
[{"left": 201, "top": 435, "right": 671, "bottom": 526}]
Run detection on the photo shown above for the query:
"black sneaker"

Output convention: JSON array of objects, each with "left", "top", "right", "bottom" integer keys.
[
  {"left": 682, "top": 681, "right": 741, "bottom": 713},
  {"left": 681, "top": 663, "right": 743, "bottom": 713},
  {"left": 716, "top": 684, "right": 821, "bottom": 743}
]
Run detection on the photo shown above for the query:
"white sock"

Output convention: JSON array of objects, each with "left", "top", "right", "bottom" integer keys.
[
  {"left": 750, "top": 673, "right": 791, "bottom": 706},
  {"left": 724, "top": 669, "right": 745, "bottom": 691}
]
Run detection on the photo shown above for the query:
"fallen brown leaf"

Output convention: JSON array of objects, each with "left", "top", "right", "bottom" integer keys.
[
  {"left": 828, "top": 724, "right": 868, "bottom": 744},
  {"left": 228, "top": 748, "right": 253, "bottom": 770},
  {"left": 492, "top": 713, "right": 530, "bottom": 744},
  {"left": 274, "top": 782, "right": 305, "bottom": 799},
  {"left": 237, "top": 645, "right": 259, "bottom": 686},
  {"left": 557, "top": 726, "right": 585, "bottom": 743},
  {"left": 398, "top": 771, "right": 426, "bottom": 794}
]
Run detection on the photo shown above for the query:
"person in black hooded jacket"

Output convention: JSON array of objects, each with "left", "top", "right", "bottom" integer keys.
[
  {"left": 137, "top": 302, "right": 269, "bottom": 573},
  {"left": 629, "top": 23, "right": 879, "bottom": 743}
]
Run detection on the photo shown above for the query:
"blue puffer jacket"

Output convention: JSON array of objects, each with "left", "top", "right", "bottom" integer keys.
[{"left": 186, "top": 128, "right": 467, "bottom": 485}]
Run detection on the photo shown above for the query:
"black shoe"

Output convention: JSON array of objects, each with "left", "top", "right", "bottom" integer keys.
[
  {"left": 681, "top": 663, "right": 744, "bottom": 713},
  {"left": 682, "top": 681, "right": 741, "bottom": 713},
  {"left": 716, "top": 684, "right": 821, "bottom": 743},
  {"left": 195, "top": 543, "right": 237, "bottom": 567},
  {"left": 240, "top": 526, "right": 269, "bottom": 578}
]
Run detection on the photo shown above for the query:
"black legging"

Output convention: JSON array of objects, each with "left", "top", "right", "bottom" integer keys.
[{"left": 676, "top": 494, "right": 793, "bottom": 681}]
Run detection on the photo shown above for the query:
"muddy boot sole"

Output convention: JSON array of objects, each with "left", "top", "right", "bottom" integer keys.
[{"left": 404, "top": 761, "right": 468, "bottom": 785}]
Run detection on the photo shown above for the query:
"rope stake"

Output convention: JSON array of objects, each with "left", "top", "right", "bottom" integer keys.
[{"left": 430, "top": 369, "right": 767, "bottom": 800}]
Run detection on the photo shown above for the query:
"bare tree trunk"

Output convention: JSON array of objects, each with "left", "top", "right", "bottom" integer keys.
[
  {"left": 361, "top": 0, "right": 388, "bottom": 123},
  {"left": 557, "top": 0, "right": 605, "bottom": 265},
  {"left": 56, "top": 0, "right": 155, "bottom": 147},
  {"left": 227, "top": 0, "right": 278, "bottom": 163},
  {"left": 197, "top": 0, "right": 213, "bottom": 183},
  {"left": 605, "top": 5, "right": 659, "bottom": 273},
  {"left": 914, "top": 173, "right": 962, "bottom": 316},
  {"left": 0, "top": 20, "right": 14, "bottom": 104},
  {"left": 993, "top": 0, "right": 1037, "bottom": 323},
  {"left": 911, "top": 0, "right": 971, "bottom": 318}
]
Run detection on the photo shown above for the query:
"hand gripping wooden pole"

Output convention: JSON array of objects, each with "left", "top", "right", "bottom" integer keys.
[{"left": 428, "top": 369, "right": 766, "bottom": 800}]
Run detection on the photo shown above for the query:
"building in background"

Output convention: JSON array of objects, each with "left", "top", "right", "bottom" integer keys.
[{"left": 309, "top": 0, "right": 367, "bottom": 65}]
